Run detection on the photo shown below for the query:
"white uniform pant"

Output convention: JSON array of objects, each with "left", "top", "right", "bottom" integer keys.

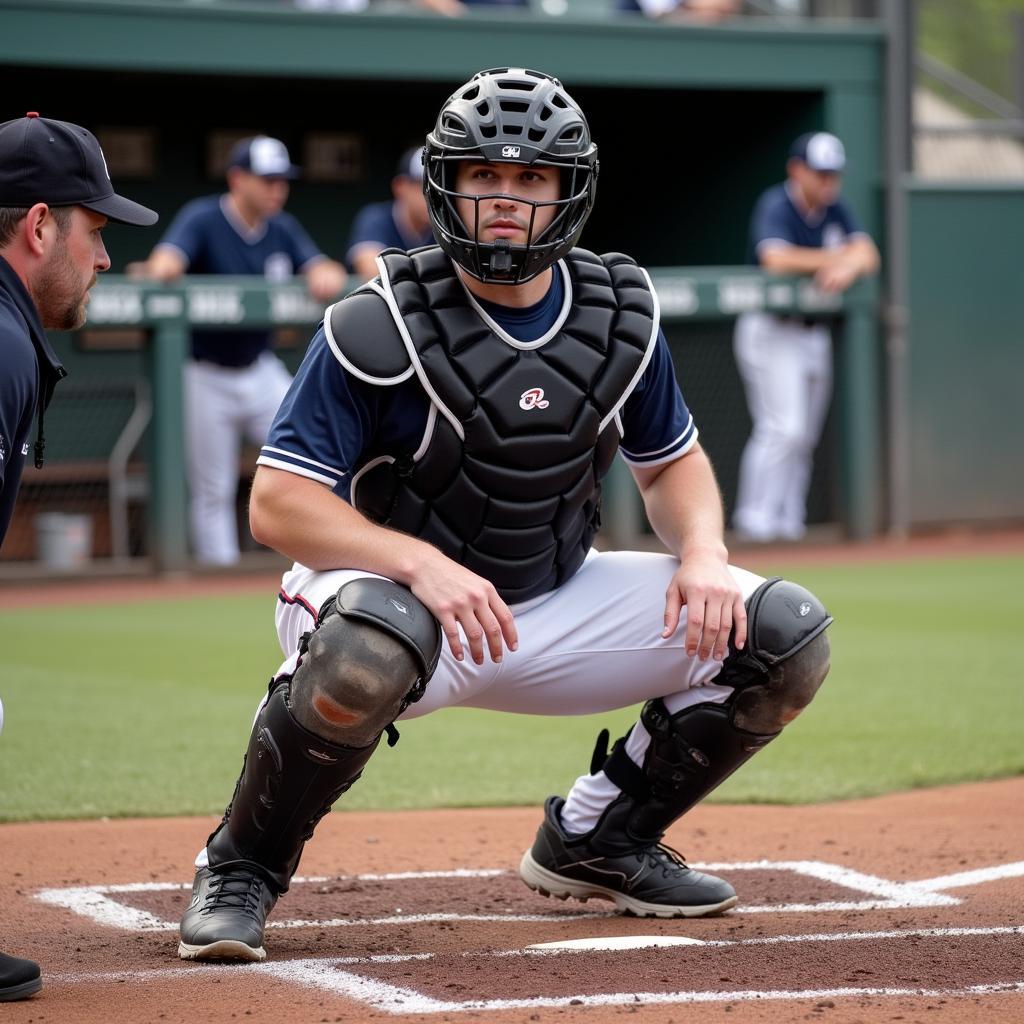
[
  {"left": 732, "top": 312, "right": 832, "bottom": 541},
  {"left": 274, "top": 551, "right": 767, "bottom": 835},
  {"left": 184, "top": 353, "right": 293, "bottom": 566}
]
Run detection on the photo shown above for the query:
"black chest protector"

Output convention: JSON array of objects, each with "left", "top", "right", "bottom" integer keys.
[{"left": 327, "top": 245, "right": 659, "bottom": 603}]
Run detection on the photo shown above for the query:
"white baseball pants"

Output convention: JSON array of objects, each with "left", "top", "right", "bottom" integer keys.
[
  {"left": 184, "top": 352, "right": 293, "bottom": 566},
  {"left": 273, "top": 551, "right": 767, "bottom": 834},
  {"left": 732, "top": 312, "right": 832, "bottom": 541}
]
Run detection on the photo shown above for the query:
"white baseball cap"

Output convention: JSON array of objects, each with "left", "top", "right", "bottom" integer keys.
[
  {"left": 228, "top": 135, "right": 299, "bottom": 179},
  {"left": 790, "top": 132, "right": 846, "bottom": 173}
]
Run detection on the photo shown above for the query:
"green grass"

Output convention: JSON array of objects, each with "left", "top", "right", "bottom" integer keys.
[{"left": 0, "top": 554, "right": 1021, "bottom": 821}]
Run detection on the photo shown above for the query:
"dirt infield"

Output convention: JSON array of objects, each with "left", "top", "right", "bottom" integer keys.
[{"left": 2, "top": 777, "right": 1022, "bottom": 1023}]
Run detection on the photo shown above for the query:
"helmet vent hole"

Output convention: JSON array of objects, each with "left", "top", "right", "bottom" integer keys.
[
  {"left": 528, "top": 127, "right": 546, "bottom": 142},
  {"left": 480, "top": 125, "right": 497, "bottom": 139},
  {"left": 441, "top": 114, "right": 467, "bottom": 137},
  {"left": 499, "top": 100, "right": 530, "bottom": 113},
  {"left": 499, "top": 80, "right": 536, "bottom": 92},
  {"left": 558, "top": 126, "right": 583, "bottom": 143},
  {"left": 551, "top": 94, "right": 568, "bottom": 109},
  {"left": 476, "top": 101, "right": 491, "bottom": 116},
  {"left": 503, "top": 124, "right": 523, "bottom": 136},
  {"left": 462, "top": 85, "right": 480, "bottom": 100},
  {"left": 539, "top": 106, "right": 553, "bottom": 122}
]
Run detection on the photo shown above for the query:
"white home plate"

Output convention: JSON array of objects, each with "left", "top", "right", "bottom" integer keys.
[{"left": 527, "top": 935, "right": 706, "bottom": 951}]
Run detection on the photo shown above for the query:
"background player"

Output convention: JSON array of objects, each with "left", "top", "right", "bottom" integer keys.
[
  {"left": 732, "top": 132, "right": 880, "bottom": 543},
  {"left": 0, "top": 111, "right": 156, "bottom": 1001},
  {"left": 176, "top": 69, "right": 832, "bottom": 963},
  {"left": 345, "top": 146, "right": 435, "bottom": 280},
  {"left": 129, "top": 136, "right": 346, "bottom": 565}
]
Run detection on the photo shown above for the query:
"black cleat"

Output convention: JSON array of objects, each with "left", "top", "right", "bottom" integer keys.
[
  {"left": 0, "top": 951, "right": 41, "bottom": 1002},
  {"left": 519, "top": 796, "right": 737, "bottom": 918},
  {"left": 178, "top": 866, "right": 278, "bottom": 962}
]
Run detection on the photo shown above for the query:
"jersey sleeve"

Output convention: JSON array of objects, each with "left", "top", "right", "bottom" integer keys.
[
  {"left": 257, "top": 326, "right": 374, "bottom": 497},
  {"left": 618, "top": 328, "right": 698, "bottom": 468},
  {"left": 751, "top": 188, "right": 797, "bottom": 255},
  {"left": 833, "top": 198, "right": 867, "bottom": 238},
  {"left": 155, "top": 198, "right": 211, "bottom": 268},
  {"left": 278, "top": 212, "right": 325, "bottom": 271}
]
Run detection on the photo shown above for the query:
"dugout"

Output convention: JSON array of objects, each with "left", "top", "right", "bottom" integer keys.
[{"left": 0, "top": 1, "right": 886, "bottom": 570}]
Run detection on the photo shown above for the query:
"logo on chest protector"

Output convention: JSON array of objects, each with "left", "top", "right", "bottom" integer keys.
[{"left": 519, "top": 387, "right": 550, "bottom": 411}]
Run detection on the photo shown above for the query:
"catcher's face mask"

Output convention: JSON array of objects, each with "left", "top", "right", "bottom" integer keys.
[{"left": 423, "top": 67, "right": 599, "bottom": 285}]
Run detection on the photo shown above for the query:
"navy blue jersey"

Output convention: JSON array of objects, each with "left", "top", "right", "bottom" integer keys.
[
  {"left": 747, "top": 182, "right": 866, "bottom": 265},
  {"left": 258, "top": 265, "right": 696, "bottom": 498},
  {"left": 345, "top": 201, "right": 435, "bottom": 273},
  {"left": 157, "top": 195, "right": 323, "bottom": 367},
  {"left": 0, "top": 257, "right": 65, "bottom": 546}
]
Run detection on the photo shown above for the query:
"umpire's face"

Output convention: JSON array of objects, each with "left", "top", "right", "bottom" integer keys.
[
  {"left": 33, "top": 205, "right": 111, "bottom": 331},
  {"left": 453, "top": 161, "right": 560, "bottom": 247}
]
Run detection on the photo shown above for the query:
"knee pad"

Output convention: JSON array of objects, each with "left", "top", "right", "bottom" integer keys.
[
  {"left": 289, "top": 578, "right": 442, "bottom": 747},
  {"left": 717, "top": 577, "right": 832, "bottom": 735}
]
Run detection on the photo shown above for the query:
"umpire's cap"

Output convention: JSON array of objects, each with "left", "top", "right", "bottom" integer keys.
[{"left": 0, "top": 112, "right": 157, "bottom": 226}]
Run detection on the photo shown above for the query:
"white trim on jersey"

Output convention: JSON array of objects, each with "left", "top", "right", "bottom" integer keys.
[
  {"left": 322, "top": 288, "right": 417, "bottom": 387},
  {"left": 153, "top": 241, "right": 192, "bottom": 271},
  {"left": 256, "top": 456, "right": 338, "bottom": 488},
  {"left": 220, "top": 194, "right": 269, "bottom": 244},
  {"left": 619, "top": 415, "right": 698, "bottom": 467},
  {"left": 375, "top": 253, "right": 465, "bottom": 442},
  {"left": 349, "top": 454, "right": 395, "bottom": 507},
  {"left": 755, "top": 237, "right": 795, "bottom": 255},
  {"left": 260, "top": 445, "right": 346, "bottom": 479},
  {"left": 598, "top": 266, "right": 661, "bottom": 434},
  {"left": 456, "top": 259, "right": 573, "bottom": 351}
]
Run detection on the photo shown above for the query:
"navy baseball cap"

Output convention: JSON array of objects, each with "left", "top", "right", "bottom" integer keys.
[
  {"left": 395, "top": 146, "right": 425, "bottom": 181},
  {"left": 789, "top": 132, "right": 846, "bottom": 173},
  {"left": 0, "top": 112, "right": 158, "bottom": 225},
  {"left": 227, "top": 136, "right": 299, "bottom": 179}
]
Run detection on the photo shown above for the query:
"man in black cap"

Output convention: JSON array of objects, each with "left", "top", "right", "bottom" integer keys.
[{"left": 0, "top": 110, "right": 157, "bottom": 1002}]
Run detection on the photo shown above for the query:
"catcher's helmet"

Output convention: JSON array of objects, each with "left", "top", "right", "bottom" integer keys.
[{"left": 424, "top": 68, "right": 599, "bottom": 285}]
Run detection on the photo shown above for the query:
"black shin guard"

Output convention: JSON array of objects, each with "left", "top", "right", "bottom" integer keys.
[
  {"left": 206, "top": 684, "right": 379, "bottom": 893},
  {"left": 595, "top": 699, "right": 776, "bottom": 847},
  {"left": 592, "top": 577, "right": 832, "bottom": 847}
]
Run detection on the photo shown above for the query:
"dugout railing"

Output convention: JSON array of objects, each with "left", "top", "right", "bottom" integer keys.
[{"left": 0, "top": 270, "right": 878, "bottom": 574}]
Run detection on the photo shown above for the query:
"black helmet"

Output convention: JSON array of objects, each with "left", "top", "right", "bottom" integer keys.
[{"left": 424, "top": 68, "right": 599, "bottom": 285}]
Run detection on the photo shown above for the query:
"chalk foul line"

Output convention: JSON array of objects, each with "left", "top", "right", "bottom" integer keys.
[{"left": 33, "top": 860, "right": 1024, "bottom": 932}]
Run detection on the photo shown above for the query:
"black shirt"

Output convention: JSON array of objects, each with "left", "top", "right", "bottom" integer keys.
[{"left": 0, "top": 256, "right": 66, "bottom": 547}]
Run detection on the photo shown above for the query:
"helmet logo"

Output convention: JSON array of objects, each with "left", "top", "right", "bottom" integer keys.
[
  {"left": 502, "top": 145, "right": 521, "bottom": 159},
  {"left": 799, "top": 602, "right": 812, "bottom": 617},
  {"left": 519, "top": 387, "right": 550, "bottom": 411}
]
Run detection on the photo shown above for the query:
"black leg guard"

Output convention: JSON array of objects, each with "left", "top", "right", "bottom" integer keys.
[
  {"left": 206, "top": 682, "right": 379, "bottom": 894},
  {"left": 593, "top": 577, "right": 832, "bottom": 848}
]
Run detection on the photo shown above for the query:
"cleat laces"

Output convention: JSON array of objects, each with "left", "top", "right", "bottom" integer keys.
[
  {"left": 637, "top": 841, "right": 691, "bottom": 878},
  {"left": 203, "top": 872, "right": 266, "bottom": 921}
]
